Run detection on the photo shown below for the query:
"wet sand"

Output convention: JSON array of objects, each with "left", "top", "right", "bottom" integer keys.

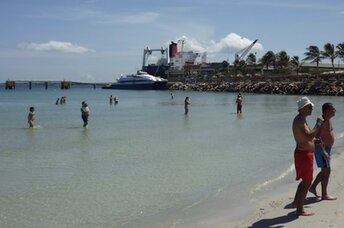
[{"left": 222, "top": 152, "right": 344, "bottom": 228}]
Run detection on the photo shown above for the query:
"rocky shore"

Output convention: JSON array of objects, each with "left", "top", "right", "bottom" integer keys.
[{"left": 168, "top": 73, "right": 344, "bottom": 96}]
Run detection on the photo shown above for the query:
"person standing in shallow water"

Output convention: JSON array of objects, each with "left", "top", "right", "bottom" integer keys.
[
  {"left": 28, "top": 107, "right": 35, "bottom": 128},
  {"left": 184, "top": 97, "right": 190, "bottom": 115},
  {"left": 81, "top": 101, "right": 90, "bottom": 127},
  {"left": 309, "top": 103, "right": 337, "bottom": 201},
  {"left": 236, "top": 93, "right": 243, "bottom": 114},
  {"left": 292, "top": 97, "right": 324, "bottom": 216},
  {"left": 114, "top": 96, "right": 119, "bottom": 104}
]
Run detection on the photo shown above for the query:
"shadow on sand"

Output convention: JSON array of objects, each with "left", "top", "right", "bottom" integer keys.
[
  {"left": 248, "top": 211, "right": 297, "bottom": 228},
  {"left": 248, "top": 197, "right": 321, "bottom": 228},
  {"left": 284, "top": 196, "right": 320, "bottom": 209}
]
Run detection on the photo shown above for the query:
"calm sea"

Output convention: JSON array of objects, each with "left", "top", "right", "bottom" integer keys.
[{"left": 1, "top": 84, "right": 344, "bottom": 227}]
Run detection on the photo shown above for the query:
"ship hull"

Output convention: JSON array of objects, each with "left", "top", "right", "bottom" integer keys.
[
  {"left": 142, "top": 65, "right": 170, "bottom": 78},
  {"left": 102, "top": 81, "right": 168, "bottom": 90}
]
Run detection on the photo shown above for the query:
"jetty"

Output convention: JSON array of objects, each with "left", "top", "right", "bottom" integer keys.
[{"left": 2, "top": 80, "right": 107, "bottom": 90}]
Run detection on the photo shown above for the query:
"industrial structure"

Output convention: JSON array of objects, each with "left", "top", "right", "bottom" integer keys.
[{"left": 141, "top": 39, "right": 259, "bottom": 80}]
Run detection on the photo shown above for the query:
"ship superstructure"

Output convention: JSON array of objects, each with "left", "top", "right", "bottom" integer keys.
[{"left": 141, "top": 40, "right": 202, "bottom": 78}]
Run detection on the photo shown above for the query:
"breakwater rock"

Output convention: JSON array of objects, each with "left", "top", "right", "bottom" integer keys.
[{"left": 168, "top": 77, "right": 344, "bottom": 96}]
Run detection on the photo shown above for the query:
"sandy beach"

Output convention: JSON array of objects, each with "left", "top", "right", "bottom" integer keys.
[{"left": 223, "top": 152, "right": 344, "bottom": 228}]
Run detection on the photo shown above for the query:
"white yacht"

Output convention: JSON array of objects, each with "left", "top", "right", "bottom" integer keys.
[{"left": 102, "top": 71, "right": 168, "bottom": 90}]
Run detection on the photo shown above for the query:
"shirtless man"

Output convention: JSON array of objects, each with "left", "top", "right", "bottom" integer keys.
[
  {"left": 236, "top": 93, "right": 243, "bottom": 114},
  {"left": 292, "top": 97, "right": 323, "bottom": 216},
  {"left": 184, "top": 97, "right": 190, "bottom": 115},
  {"left": 309, "top": 103, "right": 337, "bottom": 201},
  {"left": 81, "top": 101, "right": 90, "bottom": 127},
  {"left": 28, "top": 107, "right": 35, "bottom": 128}
]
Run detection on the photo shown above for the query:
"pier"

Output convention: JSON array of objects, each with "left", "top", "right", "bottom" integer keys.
[{"left": 3, "top": 80, "right": 107, "bottom": 90}]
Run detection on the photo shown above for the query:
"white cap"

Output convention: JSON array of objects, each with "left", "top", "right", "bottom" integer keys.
[{"left": 297, "top": 97, "right": 314, "bottom": 111}]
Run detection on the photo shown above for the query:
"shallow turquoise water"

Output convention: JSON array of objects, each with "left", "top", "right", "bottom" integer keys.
[{"left": 1, "top": 86, "right": 344, "bottom": 227}]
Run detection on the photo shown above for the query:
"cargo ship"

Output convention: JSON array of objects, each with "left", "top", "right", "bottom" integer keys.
[{"left": 141, "top": 40, "right": 201, "bottom": 78}]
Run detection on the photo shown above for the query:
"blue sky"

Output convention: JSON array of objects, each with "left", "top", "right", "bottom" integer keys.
[{"left": 0, "top": 0, "right": 343, "bottom": 82}]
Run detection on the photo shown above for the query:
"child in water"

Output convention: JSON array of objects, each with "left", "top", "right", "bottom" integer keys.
[{"left": 28, "top": 107, "right": 35, "bottom": 128}]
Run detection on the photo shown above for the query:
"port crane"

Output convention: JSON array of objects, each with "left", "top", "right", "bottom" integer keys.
[
  {"left": 142, "top": 47, "right": 168, "bottom": 69},
  {"left": 234, "top": 39, "right": 258, "bottom": 62}
]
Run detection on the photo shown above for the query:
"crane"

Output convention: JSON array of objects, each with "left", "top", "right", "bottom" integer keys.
[
  {"left": 142, "top": 47, "right": 168, "bottom": 69},
  {"left": 234, "top": 39, "right": 258, "bottom": 62}
]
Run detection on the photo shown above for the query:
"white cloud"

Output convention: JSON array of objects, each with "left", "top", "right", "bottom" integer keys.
[
  {"left": 176, "top": 33, "right": 263, "bottom": 54},
  {"left": 19, "top": 41, "right": 94, "bottom": 54}
]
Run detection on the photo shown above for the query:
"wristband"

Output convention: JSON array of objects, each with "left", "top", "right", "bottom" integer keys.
[{"left": 316, "top": 119, "right": 322, "bottom": 126}]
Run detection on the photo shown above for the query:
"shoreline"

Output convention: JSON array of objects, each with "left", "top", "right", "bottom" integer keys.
[
  {"left": 124, "top": 161, "right": 299, "bottom": 228},
  {"left": 221, "top": 149, "right": 344, "bottom": 228}
]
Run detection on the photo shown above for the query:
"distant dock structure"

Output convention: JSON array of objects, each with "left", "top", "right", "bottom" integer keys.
[
  {"left": 5, "top": 80, "right": 15, "bottom": 89},
  {"left": 3, "top": 80, "right": 106, "bottom": 90}
]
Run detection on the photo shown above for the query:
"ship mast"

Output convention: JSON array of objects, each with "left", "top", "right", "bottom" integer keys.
[{"left": 178, "top": 38, "right": 186, "bottom": 71}]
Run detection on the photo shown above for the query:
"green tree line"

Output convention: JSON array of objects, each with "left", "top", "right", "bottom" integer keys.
[
  {"left": 225, "top": 42, "right": 344, "bottom": 76},
  {"left": 256, "top": 42, "right": 344, "bottom": 74}
]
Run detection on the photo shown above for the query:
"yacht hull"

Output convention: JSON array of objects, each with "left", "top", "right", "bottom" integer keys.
[{"left": 102, "top": 81, "right": 168, "bottom": 90}]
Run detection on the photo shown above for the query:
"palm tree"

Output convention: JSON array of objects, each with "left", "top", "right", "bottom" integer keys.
[
  {"left": 322, "top": 43, "right": 337, "bottom": 73},
  {"left": 275, "top": 51, "right": 290, "bottom": 70},
  {"left": 289, "top": 56, "right": 303, "bottom": 75},
  {"left": 220, "top": 60, "right": 229, "bottom": 74},
  {"left": 303, "top": 45, "right": 322, "bottom": 74},
  {"left": 246, "top": 53, "right": 257, "bottom": 65},
  {"left": 235, "top": 60, "right": 247, "bottom": 74},
  {"left": 336, "top": 42, "right": 344, "bottom": 63},
  {"left": 260, "top": 51, "right": 275, "bottom": 70},
  {"left": 246, "top": 53, "right": 257, "bottom": 76}
]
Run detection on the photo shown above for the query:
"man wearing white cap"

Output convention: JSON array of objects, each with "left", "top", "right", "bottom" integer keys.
[{"left": 291, "top": 97, "right": 324, "bottom": 216}]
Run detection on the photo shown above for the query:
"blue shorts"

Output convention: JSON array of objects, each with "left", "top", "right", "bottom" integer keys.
[{"left": 314, "top": 146, "right": 331, "bottom": 168}]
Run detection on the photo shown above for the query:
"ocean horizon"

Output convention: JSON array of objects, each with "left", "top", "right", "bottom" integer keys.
[{"left": 1, "top": 87, "right": 344, "bottom": 227}]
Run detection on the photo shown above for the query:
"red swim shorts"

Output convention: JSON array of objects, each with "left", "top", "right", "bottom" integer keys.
[{"left": 294, "top": 148, "right": 314, "bottom": 184}]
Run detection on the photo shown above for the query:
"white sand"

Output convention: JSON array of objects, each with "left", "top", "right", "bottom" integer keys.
[{"left": 220, "top": 153, "right": 344, "bottom": 228}]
